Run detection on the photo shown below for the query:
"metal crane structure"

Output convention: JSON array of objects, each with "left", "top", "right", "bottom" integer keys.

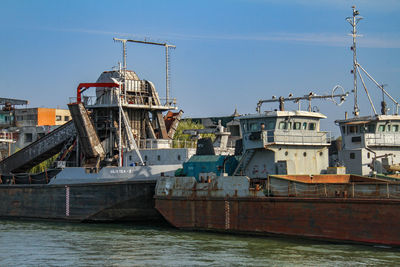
[
  {"left": 0, "top": 38, "right": 181, "bottom": 173},
  {"left": 76, "top": 38, "right": 180, "bottom": 167},
  {"left": 113, "top": 38, "right": 176, "bottom": 106}
]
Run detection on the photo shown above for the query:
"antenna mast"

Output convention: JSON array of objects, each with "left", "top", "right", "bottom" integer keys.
[{"left": 346, "top": 5, "right": 362, "bottom": 117}]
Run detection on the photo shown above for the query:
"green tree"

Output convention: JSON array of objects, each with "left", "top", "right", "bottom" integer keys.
[
  {"left": 173, "top": 119, "right": 214, "bottom": 148},
  {"left": 29, "top": 153, "right": 59, "bottom": 174}
]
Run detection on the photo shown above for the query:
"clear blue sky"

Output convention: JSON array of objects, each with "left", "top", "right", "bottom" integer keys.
[{"left": 1, "top": 0, "right": 399, "bottom": 136}]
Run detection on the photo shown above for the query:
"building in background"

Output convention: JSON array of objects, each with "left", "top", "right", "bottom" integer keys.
[
  {"left": 14, "top": 108, "right": 71, "bottom": 127},
  {"left": 0, "top": 98, "right": 71, "bottom": 160}
]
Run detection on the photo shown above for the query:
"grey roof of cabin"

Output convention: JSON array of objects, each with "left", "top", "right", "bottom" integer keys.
[
  {"left": 335, "top": 114, "right": 400, "bottom": 124},
  {"left": 239, "top": 110, "right": 327, "bottom": 120}
]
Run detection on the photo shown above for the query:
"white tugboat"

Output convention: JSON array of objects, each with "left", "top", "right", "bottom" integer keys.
[{"left": 234, "top": 90, "right": 347, "bottom": 177}]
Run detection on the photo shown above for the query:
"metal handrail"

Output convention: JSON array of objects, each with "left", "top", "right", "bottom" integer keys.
[
  {"left": 262, "top": 130, "right": 330, "bottom": 145},
  {"left": 137, "top": 139, "right": 197, "bottom": 149},
  {"left": 365, "top": 133, "right": 400, "bottom": 146},
  {"left": 257, "top": 178, "right": 400, "bottom": 199}
]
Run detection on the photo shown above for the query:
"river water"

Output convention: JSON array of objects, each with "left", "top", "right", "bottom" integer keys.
[{"left": 0, "top": 220, "right": 399, "bottom": 266}]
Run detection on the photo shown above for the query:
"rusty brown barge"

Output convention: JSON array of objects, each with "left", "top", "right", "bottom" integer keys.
[{"left": 155, "top": 174, "right": 400, "bottom": 246}]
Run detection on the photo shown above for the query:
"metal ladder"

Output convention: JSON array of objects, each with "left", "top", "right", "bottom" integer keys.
[
  {"left": 233, "top": 149, "right": 255, "bottom": 176},
  {"left": 117, "top": 92, "right": 144, "bottom": 165}
]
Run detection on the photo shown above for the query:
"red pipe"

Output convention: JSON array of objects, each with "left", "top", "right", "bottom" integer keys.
[{"left": 76, "top": 83, "right": 120, "bottom": 103}]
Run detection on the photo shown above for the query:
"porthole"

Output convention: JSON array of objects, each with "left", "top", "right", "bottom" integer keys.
[
  {"left": 367, "top": 152, "right": 370, "bottom": 159},
  {"left": 319, "top": 152, "right": 323, "bottom": 156},
  {"left": 285, "top": 151, "right": 288, "bottom": 156},
  {"left": 303, "top": 152, "right": 307, "bottom": 157}
]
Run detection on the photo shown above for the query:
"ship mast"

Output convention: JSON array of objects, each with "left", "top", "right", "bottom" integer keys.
[
  {"left": 345, "top": 6, "right": 400, "bottom": 116},
  {"left": 346, "top": 6, "right": 362, "bottom": 117}
]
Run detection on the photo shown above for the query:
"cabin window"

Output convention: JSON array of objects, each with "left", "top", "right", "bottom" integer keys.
[
  {"left": 308, "top": 123, "right": 316, "bottom": 131},
  {"left": 367, "top": 124, "right": 375, "bottom": 133},
  {"left": 56, "top": 115, "right": 62, "bottom": 121},
  {"left": 378, "top": 125, "right": 385, "bottom": 132},
  {"left": 64, "top": 116, "right": 70, "bottom": 121},
  {"left": 250, "top": 123, "right": 259, "bottom": 131},
  {"left": 279, "top": 122, "right": 287, "bottom": 130},
  {"left": 302, "top": 122, "right": 307, "bottom": 130},
  {"left": 177, "top": 155, "right": 181, "bottom": 161},
  {"left": 24, "top": 133, "right": 33, "bottom": 143},
  {"left": 228, "top": 125, "right": 240, "bottom": 136},
  {"left": 393, "top": 125, "right": 399, "bottom": 132},
  {"left": 350, "top": 152, "right": 355, "bottom": 159},
  {"left": 267, "top": 121, "right": 275, "bottom": 130},
  {"left": 348, "top": 125, "right": 358, "bottom": 134},
  {"left": 341, "top": 126, "right": 346, "bottom": 134},
  {"left": 293, "top": 122, "right": 301, "bottom": 130}
]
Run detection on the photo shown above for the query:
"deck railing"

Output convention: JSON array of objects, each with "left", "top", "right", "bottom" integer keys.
[
  {"left": 365, "top": 133, "right": 400, "bottom": 146},
  {"left": 137, "top": 139, "right": 197, "bottom": 149},
  {"left": 262, "top": 130, "right": 330, "bottom": 145},
  {"left": 250, "top": 177, "right": 400, "bottom": 199}
]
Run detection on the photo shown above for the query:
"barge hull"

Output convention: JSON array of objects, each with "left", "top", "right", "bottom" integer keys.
[
  {"left": 0, "top": 181, "right": 161, "bottom": 222},
  {"left": 155, "top": 197, "right": 400, "bottom": 246}
]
